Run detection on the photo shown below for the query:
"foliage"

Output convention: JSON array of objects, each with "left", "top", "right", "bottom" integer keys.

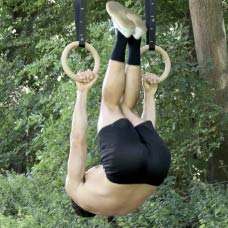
[
  {"left": 0, "top": 175, "right": 227, "bottom": 228},
  {"left": 0, "top": 0, "right": 72, "bottom": 172}
]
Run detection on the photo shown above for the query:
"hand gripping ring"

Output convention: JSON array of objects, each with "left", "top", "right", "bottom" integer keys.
[
  {"left": 140, "top": 45, "right": 171, "bottom": 83},
  {"left": 61, "top": 41, "right": 100, "bottom": 82}
]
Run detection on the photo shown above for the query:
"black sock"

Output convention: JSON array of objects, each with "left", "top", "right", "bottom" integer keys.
[
  {"left": 127, "top": 36, "right": 141, "bottom": 65},
  {"left": 110, "top": 31, "right": 128, "bottom": 62}
]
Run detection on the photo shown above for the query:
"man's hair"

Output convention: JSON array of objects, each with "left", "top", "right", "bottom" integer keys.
[{"left": 71, "top": 200, "right": 96, "bottom": 218}]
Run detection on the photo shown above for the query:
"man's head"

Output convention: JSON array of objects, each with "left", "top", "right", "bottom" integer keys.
[{"left": 71, "top": 200, "right": 96, "bottom": 217}]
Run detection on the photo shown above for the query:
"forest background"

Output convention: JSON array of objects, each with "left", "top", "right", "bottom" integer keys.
[{"left": 0, "top": 0, "right": 228, "bottom": 227}]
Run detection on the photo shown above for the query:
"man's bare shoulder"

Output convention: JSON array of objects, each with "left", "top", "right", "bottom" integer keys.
[
  {"left": 65, "top": 175, "right": 80, "bottom": 199},
  {"left": 65, "top": 165, "right": 106, "bottom": 202}
]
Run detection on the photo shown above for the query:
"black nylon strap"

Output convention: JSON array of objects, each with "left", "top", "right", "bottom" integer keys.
[
  {"left": 74, "top": 0, "right": 86, "bottom": 47},
  {"left": 145, "top": 0, "right": 157, "bottom": 50}
]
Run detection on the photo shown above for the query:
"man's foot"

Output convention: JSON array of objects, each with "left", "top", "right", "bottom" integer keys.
[
  {"left": 106, "top": 1, "right": 135, "bottom": 38},
  {"left": 127, "top": 12, "right": 147, "bottom": 40},
  {"left": 106, "top": 1, "right": 146, "bottom": 39}
]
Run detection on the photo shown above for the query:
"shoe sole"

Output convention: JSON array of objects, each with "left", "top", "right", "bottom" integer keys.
[
  {"left": 126, "top": 12, "right": 147, "bottom": 39},
  {"left": 106, "top": 1, "right": 135, "bottom": 38}
]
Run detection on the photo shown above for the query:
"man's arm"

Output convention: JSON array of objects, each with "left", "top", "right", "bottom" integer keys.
[
  {"left": 65, "top": 90, "right": 88, "bottom": 196},
  {"left": 65, "top": 70, "right": 97, "bottom": 197},
  {"left": 141, "top": 74, "right": 159, "bottom": 128},
  {"left": 142, "top": 91, "right": 156, "bottom": 127}
]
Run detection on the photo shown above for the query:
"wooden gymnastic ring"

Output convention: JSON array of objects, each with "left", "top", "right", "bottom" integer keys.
[
  {"left": 140, "top": 45, "right": 171, "bottom": 83},
  {"left": 61, "top": 41, "right": 100, "bottom": 82}
]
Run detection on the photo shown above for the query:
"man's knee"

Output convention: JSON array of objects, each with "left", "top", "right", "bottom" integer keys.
[
  {"left": 122, "top": 99, "right": 136, "bottom": 111},
  {"left": 102, "top": 84, "right": 124, "bottom": 106}
]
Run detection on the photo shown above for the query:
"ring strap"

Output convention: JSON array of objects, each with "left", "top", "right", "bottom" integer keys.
[
  {"left": 74, "top": 0, "right": 86, "bottom": 47},
  {"left": 145, "top": 0, "right": 157, "bottom": 51}
]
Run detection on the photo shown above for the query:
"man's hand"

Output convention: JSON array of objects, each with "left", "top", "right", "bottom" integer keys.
[
  {"left": 143, "top": 73, "right": 159, "bottom": 95},
  {"left": 76, "top": 70, "right": 98, "bottom": 92}
]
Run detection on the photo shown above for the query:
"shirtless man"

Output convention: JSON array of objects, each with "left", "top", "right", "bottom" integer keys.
[{"left": 65, "top": 1, "right": 170, "bottom": 217}]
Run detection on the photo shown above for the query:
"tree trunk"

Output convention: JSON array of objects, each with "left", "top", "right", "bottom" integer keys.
[{"left": 189, "top": 0, "right": 228, "bottom": 182}]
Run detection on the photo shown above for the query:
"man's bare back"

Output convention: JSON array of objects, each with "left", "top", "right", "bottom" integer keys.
[{"left": 67, "top": 165, "right": 156, "bottom": 216}]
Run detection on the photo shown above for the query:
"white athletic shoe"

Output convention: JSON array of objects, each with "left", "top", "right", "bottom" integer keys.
[
  {"left": 126, "top": 12, "right": 147, "bottom": 40},
  {"left": 106, "top": 1, "right": 135, "bottom": 38}
]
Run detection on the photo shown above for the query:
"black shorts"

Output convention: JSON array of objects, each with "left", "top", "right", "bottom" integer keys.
[{"left": 98, "top": 118, "right": 171, "bottom": 186}]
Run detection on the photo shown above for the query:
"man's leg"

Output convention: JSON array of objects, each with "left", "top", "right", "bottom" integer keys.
[
  {"left": 121, "top": 36, "right": 145, "bottom": 126},
  {"left": 97, "top": 31, "right": 128, "bottom": 133},
  {"left": 123, "top": 35, "right": 141, "bottom": 110}
]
